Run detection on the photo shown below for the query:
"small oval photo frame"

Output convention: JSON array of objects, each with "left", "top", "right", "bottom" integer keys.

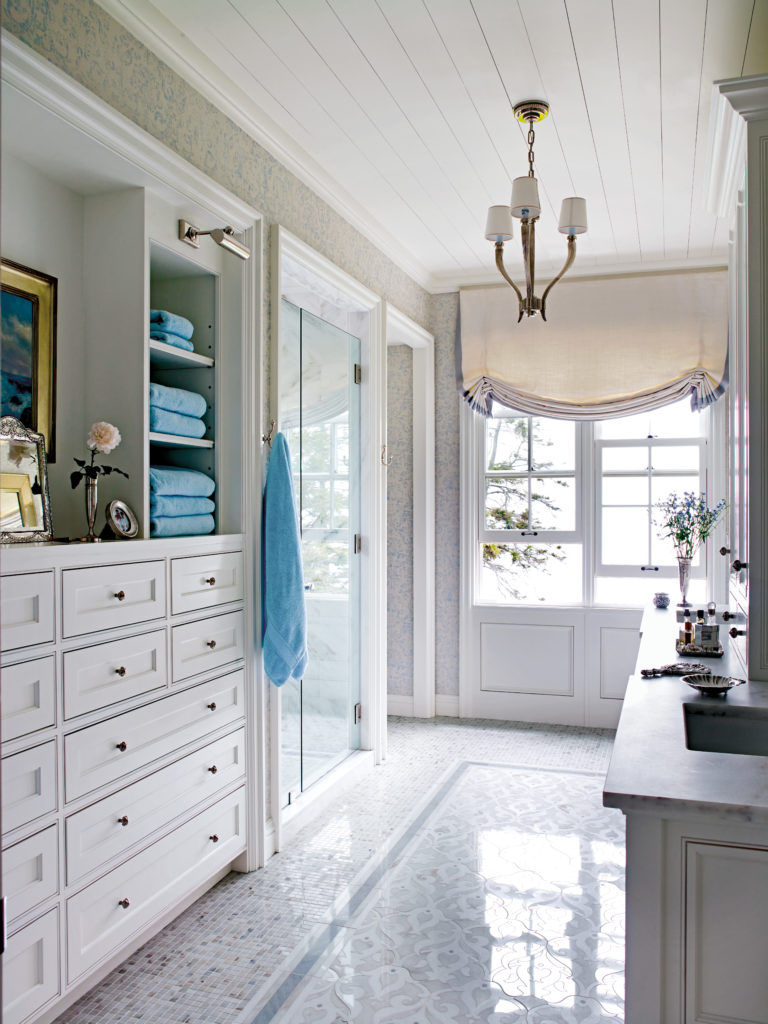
[{"left": 105, "top": 499, "right": 139, "bottom": 539}]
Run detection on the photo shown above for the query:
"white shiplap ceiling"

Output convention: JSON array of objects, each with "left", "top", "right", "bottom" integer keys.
[{"left": 97, "top": 0, "right": 768, "bottom": 291}]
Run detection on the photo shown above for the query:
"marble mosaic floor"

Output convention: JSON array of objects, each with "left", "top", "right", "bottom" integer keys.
[{"left": 54, "top": 717, "right": 620, "bottom": 1024}]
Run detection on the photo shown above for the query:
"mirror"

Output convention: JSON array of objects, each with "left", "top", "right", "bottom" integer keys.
[{"left": 1, "top": 416, "right": 53, "bottom": 542}]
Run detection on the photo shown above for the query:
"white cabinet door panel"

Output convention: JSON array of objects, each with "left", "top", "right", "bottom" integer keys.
[
  {"left": 1, "top": 656, "right": 56, "bottom": 742},
  {"left": 170, "top": 551, "right": 243, "bottom": 614},
  {"left": 3, "top": 824, "right": 59, "bottom": 924},
  {"left": 63, "top": 629, "right": 167, "bottom": 719},
  {"left": 3, "top": 909, "right": 60, "bottom": 1024},
  {"left": 1, "top": 572, "right": 54, "bottom": 651},
  {"left": 2, "top": 741, "right": 57, "bottom": 834},
  {"left": 66, "top": 787, "right": 246, "bottom": 982},
  {"left": 62, "top": 561, "right": 166, "bottom": 637}
]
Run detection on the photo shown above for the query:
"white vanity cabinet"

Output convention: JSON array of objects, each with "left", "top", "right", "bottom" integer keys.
[{"left": 1, "top": 537, "right": 252, "bottom": 1024}]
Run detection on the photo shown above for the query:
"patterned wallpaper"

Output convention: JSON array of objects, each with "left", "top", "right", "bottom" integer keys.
[{"left": 3, "top": 0, "right": 463, "bottom": 700}]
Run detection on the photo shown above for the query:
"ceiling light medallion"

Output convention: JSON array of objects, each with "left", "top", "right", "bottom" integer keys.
[{"left": 485, "top": 100, "right": 587, "bottom": 322}]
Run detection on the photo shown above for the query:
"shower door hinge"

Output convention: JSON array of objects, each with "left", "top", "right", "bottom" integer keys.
[
  {"left": 354, "top": 702, "right": 362, "bottom": 724},
  {"left": 354, "top": 533, "right": 362, "bottom": 554},
  {"left": 287, "top": 789, "right": 300, "bottom": 806},
  {"left": 354, "top": 363, "right": 362, "bottom": 384}
]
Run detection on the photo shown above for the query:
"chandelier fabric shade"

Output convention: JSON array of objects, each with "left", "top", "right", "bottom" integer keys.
[{"left": 457, "top": 270, "right": 728, "bottom": 420}]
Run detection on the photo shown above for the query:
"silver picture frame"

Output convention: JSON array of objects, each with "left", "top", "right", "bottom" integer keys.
[{"left": 0, "top": 415, "right": 54, "bottom": 542}]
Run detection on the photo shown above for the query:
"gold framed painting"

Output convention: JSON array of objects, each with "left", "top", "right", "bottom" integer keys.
[{"left": 1, "top": 258, "right": 57, "bottom": 461}]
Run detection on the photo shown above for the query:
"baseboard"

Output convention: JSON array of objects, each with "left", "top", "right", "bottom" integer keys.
[
  {"left": 435, "top": 694, "right": 460, "bottom": 717},
  {"left": 387, "top": 694, "right": 414, "bottom": 717}
]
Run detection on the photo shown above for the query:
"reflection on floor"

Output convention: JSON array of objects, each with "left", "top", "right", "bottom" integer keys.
[{"left": 54, "top": 717, "right": 619, "bottom": 1024}]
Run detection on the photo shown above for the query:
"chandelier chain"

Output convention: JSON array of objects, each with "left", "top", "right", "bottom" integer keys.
[{"left": 527, "top": 125, "right": 536, "bottom": 177}]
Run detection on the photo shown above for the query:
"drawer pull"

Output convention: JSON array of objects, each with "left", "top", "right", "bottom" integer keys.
[
  {"left": 118, "top": 898, "right": 130, "bottom": 909},
  {"left": 115, "top": 741, "right": 128, "bottom": 752},
  {"left": 209, "top": 834, "right": 219, "bottom": 843},
  {"left": 206, "top": 640, "right": 217, "bottom": 649},
  {"left": 114, "top": 590, "right": 126, "bottom": 601},
  {"left": 205, "top": 577, "right": 216, "bottom": 586},
  {"left": 729, "top": 627, "right": 747, "bottom": 638},
  {"left": 117, "top": 815, "right": 129, "bottom": 827},
  {"left": 115, "top": 666, "right": 127, "bottom": 677},
  {"left": 207, "top": 702, "right": 217, "bottom": 711},
  {"left": 208, "top": 764, "right": 218, "bottom": 774}
]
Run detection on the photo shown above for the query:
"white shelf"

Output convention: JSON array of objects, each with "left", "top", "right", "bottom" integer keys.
[
  {"left": 149, "top": 339, "right": 214, "bottom": 369},
  {"left": 149, "top": 433, "right": 214, "bottom": 449}
]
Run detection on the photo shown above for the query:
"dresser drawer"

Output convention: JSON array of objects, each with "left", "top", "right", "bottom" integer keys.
[
  {"left": 1, "top": 572, "right": 54, "bottom": 651},
  {"left": 171, "top": 551, "right": 244, "bottom": 614},
  {"left": 64, "top": 670, "right": 244, "bottom": 802},
  {"left": 4, "top": 908, "right": 60, "bottom": 1024},
  {"left": 4, "top": 825, "right": 59, "bottom": 924},
  {"left": 172, "top": 610, "right": 244, "bottom": 682},
  {"left": 66, "top": 727, "right": 246, "bottom": 884},
  {"left": 62, "top": 561, "right": 166, "bottom": 638},
  {"left": 2, "top": 741, "right": 57, "bottom": 834},
  {"left": 1, "top": 656, "right": 56, "bottom": 742},
  {"left": 63, "top": 629, "right": 167, "bottom": 719},
  {"left": 66, "top": 786, "right": 245, "bottom": 982}
]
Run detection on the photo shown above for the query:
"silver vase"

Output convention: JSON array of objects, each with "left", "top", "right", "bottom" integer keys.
[
  {"left": 677, "top": 556, "right": 692, "bottom": 607},
  {"left": 85, "top": 477, "right": 99, "bottom": 542}
]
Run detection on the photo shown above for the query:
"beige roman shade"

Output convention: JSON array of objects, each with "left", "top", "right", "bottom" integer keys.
[{"left": 458, "top": 269, "right": 728, "bottom": 419}]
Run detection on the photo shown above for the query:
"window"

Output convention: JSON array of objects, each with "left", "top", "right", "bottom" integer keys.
[{"left": 473, "top": 399, "right": 715, "bottom": 606}]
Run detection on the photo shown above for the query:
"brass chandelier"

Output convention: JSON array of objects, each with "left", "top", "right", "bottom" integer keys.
[{"left": 485, "top": 101, "right": 587, "bottom": 322}]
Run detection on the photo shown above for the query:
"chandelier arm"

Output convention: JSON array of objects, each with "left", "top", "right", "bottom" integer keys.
[
  {"left": 494, "top": 241, "right": 525, "bottom": 321},
  {"left": 540, "top": 235, "right": 577, "bottom": 322}
]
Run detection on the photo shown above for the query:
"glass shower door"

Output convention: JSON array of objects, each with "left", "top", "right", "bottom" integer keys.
[{"left": 279, "top": 300, "right": 361, "bottom": 804}]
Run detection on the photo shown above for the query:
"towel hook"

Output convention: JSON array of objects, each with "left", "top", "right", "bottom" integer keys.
[
  {"left": 381, "top": 445, "right": 393, "bottom": 467},
  {"left": 262, "top": 420, "right": 276, "bottom": 448}
]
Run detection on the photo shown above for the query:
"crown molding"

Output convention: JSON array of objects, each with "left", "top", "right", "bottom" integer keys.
[
  {"left": 94, "top": 0, "right": 436, "bottom": 293},
  {"left": 707, "top": 74, "right": 768, "bottom": 218}
]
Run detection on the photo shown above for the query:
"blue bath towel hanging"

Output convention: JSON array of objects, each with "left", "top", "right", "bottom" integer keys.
[{"left": 262, "top": 432, "right": 308, "bottom": 686}]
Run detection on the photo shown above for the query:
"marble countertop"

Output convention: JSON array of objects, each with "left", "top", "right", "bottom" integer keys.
[{"left": 603, "top": 604, "right": 768, "bottom": 825}]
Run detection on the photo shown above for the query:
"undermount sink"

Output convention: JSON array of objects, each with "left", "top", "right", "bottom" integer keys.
[{"left": 684, "top": 702, "right": 768, "bottom": 757}]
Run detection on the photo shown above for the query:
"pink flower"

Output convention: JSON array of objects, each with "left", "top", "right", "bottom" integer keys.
[{"left": 86, "top": 422, "right": 121, "bottom": 454}]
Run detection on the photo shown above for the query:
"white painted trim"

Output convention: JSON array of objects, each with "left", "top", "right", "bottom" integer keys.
[
  {"left": 385, "top": 305, "right": 436, "bottom": 719},
  {"left": 435, "top": 695, "right": 460, "bottom": 717},
  {"left": 91, "top": 0, "right": 436, "bottom": 293},
  {"left": 387, "top": 694, "right": 415, "bottom": 717},
  {"left": 459, "top": 403, "right": 479, "bottom": 720}
]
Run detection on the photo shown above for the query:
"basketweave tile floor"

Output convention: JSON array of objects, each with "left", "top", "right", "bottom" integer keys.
[{"left": 54, "top": 717, "right": 621, "bottom": 1024}]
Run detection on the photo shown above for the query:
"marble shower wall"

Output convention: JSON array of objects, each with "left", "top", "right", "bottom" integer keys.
[{"left": 4, "top": 0, "right": 463, "bottom": 701}]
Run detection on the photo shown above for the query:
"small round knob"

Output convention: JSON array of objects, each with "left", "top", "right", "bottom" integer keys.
[
  {"left": 209, "top": 834, "right": 219, "bottom": 843},
  {"left": 114, "top": 590, "right": 126, "bottom": 601},
  {"left": 720, "top": 546, "right": 731, "bottom": 556},
  {"left": 206, "top": 639, "right": 217, "bottom": 649},
  {"left": 208, "top": 765, "right": 218, "bottom": 774},
  {"left": 207, "top": 702, "right": 217, "bottom": 711},
  {"left": 117, "top": 815, "right": 129, "bottom": 827},
  {"left": 118, "top": 898, "right": 130, "bottom": 909},
  {"left": 722, "top": 610, "right": 734, "bottom": 621},
  {"left": 115, "top": 741, "right": 127, "bottom": 752},
  {"left": 732, "top": 559, "right": 749, "bottom": 573},
  {"left": 115, "top": 666, "right": 127, "bottom": 677},
  {"left": 729, "top": 627, "right": 746, "bottom": 638},
  {"left": 205, "top": 577, "right": 216, "bottom": 586}
]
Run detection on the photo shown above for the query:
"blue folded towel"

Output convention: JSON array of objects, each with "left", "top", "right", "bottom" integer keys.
[
  {"left": 149, "top": 309, "right": 194, "bottom": 340},
  {"left": 150, "top": 494, "right": 215, "bottom": 517},
  {"left": 149, "top": 382, "right": 207, "bottom": 418},
  {"left": 149, "top": 466, "right": 215, "bottom": 497},
  {"left": 150, "top": 514, "right": 215, "bottom": 537},
  {"left": 149, "top": 407, "right": 206, "bottom": 438},
  {"left": 261, "top": 433, "right": 308, "bottom": 686},
  {"left": 150, "top": 330, "right": 194, "bottom": 352}
]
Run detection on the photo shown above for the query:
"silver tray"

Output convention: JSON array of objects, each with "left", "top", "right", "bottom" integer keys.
[{"left": 682, "top": 674, "right": 746, "bottom": 696}]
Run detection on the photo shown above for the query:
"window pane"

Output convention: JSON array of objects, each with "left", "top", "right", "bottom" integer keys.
[
  {"left": 301, "top": 423, "right": 331, "bottom": 472},
  {"left": 485, "top": 477, "right": 529, "bottom": 530},
  {"left": 601, "top": 446, "right": 649, "bottom": 472},
  {"left": 530, "top": 417, "right": 575, "bottom": 471},
  {"left": 333, "top": 422, "right": 350, "bottom": 473},
  {"left": 485, "top": 418, "right": 528, "bottom": 471},
  {"left": 602, "top": 507, "right": 649, "bottom": 565},
  {"left": 651, "top": 476, "right": 700, "bottom": 505},
  {"left": 301, "top": 479, "right": 331, "bottom": 530},
  {"left": 480, "top": 543, "right": 582, "bottom": 603},
  {"left": 333, "top": 480, "right": 349, "bottom": 529},
  {"left": 602, "top": 475, "right": 649, "bottom": 505},
  {"left": 650, "top": 446, "right": 700, "bottom": 472},
  {"left": 302, "top": 537, "right": 349, "bottom": 594},
  {"left": 530, "top": 476, "right": 576, "bottom": 530},
  {"left": 595, "top": 575, "right": 707, "bottom": 606},
  {"left": 597, "top": 399, "right": 706, "bottom": 439}
]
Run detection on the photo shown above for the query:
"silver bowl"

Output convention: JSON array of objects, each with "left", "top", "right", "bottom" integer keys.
[{"left": 682, "top": 674, "right": 746, "bottom": 696}]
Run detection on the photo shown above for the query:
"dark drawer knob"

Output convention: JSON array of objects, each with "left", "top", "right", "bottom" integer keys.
[
  {"left": 117, "top": 815, "right": 129, "bottom": 827},
  {"left": 732, "top": 559, "right": 749, "bottom": 573},
  {"left": 115, "top": 666, "right": 127, "bottom": 677},
  {"left": 720, "top": 546, "right": 731, "bottom": 556},
  {"left": 118, "top": 898, "right": 130, "bottom": 909},
  {"left": 114, "top": 590, "right": 126, "bottom": 601},
  {"left": 115, "top": 741, "right": 128, "bottom": 752},
  {"left": 205, "top": 577, "right": 216, "bottom": 586},
  {"left": 206, "top": 639, "right": 217, "bottom": 649},
  {"left": 209, "top": 834, "right": 219, "bottom": 843},
  {"left": 208, "top": 765, "right": 218, "bottom": 774},
  {"left": 729, "top": 627, "right": 747, "bottom": 638},
  {"left": 722, "top": 610, "right": 734, "bottom": 621},
  {"left": 207, "top": 702, "right": 217, "bottom": 711}
]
